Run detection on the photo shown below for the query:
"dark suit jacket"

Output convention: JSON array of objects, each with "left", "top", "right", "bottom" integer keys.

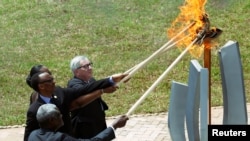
[
  {"left": 68, "top": 77, "right": 109, "bottom": 138},
  {"left": 24, "top": 78, "right": 112, "bottom": 141},
  {"left": 28, "top": 127, "right": 115, "bottom": 141}
]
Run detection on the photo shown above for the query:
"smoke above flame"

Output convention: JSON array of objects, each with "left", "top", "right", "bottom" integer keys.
[{"left": 167, "top": 0, "right": 219, "bottom": 58}]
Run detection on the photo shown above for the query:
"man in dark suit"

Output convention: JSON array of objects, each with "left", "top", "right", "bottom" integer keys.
[
  {"left": 24, "top": 71, "right": 127, "bottom": 141},
  {"left": 68, "top": 55, "right": 121, "bottom": 138},
  {"left": 28, "top": 103, "right": 129, "bottom": 141}
]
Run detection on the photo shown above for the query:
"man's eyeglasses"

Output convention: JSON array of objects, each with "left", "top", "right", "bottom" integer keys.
[
  {"left": 39, "top": 78, "right": 54, "bottom": 84},
  {"left": 77, "top": 62, "right": 93, "bottom": 70}
]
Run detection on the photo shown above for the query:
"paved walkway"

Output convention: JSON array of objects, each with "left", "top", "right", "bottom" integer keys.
[{"left": 1, "top": 104, "right": 250, "bottom": 141}]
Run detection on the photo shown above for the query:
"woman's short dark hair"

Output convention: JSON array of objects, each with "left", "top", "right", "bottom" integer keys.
[{"left": 26, "top": 65, "right": 44, "bottom": 88}]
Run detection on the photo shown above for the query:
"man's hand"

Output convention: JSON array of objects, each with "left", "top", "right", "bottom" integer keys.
[
  {"left": 111, "top": 115, "right": 129, "bottom": 129},
  {"left": 111, "top": 73, "right": 129, "bottom": 83}
]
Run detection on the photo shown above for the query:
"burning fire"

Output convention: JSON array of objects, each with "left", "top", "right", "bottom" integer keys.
[{"left": 167, "top": 0, "right": 222, "bottom": 58}]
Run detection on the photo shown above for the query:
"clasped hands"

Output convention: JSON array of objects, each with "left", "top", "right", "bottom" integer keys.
[
  {"left": 103, "top": 73, "right": 130, "bottom": 94},
  {"left": 111, "top": 73, "right": 130, "bottom": 83}
]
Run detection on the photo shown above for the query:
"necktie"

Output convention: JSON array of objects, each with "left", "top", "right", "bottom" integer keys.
[
  {"left": 49, "top": 98, "right": 54, "bottom": 104},
  {"left": 49, "top": 95, "right": 58, "bottom": 105}
]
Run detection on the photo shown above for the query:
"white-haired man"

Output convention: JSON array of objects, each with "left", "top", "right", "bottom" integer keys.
[{"left": 68, "top": 55, "right": 118, "bottom": 138}]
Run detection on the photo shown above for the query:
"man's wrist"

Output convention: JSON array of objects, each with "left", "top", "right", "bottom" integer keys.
[
  {"left": 110, "top": 125, "right": 115, "bottom": 131},
  {"left": 109, "top": 76, "right": 115, "bottom": 85}
]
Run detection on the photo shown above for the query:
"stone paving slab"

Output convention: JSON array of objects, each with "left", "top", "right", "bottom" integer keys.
[
  {"left": 1, "top": 104, "right": 250, "bottom": 141},
  {"left": 107, "top": 113, "right": 168, "bottom": 141}
]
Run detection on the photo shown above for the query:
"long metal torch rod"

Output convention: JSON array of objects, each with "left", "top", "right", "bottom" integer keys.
[
  {"left": 126, "top": 38, "right": 198, "bottom": 116},
  {"left": 124, "top": 36, "right": 187, "bottom": 75},
  {"left": 124, "top": 34, "right": 189, "bottom": 74},
  {"left": 118, "top": 22, "right": 195, "bottom": 85}
]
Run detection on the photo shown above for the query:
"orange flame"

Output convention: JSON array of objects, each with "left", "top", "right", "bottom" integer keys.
[{"left": 167, "top": 0, "right": 218, "bottom": 58}]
